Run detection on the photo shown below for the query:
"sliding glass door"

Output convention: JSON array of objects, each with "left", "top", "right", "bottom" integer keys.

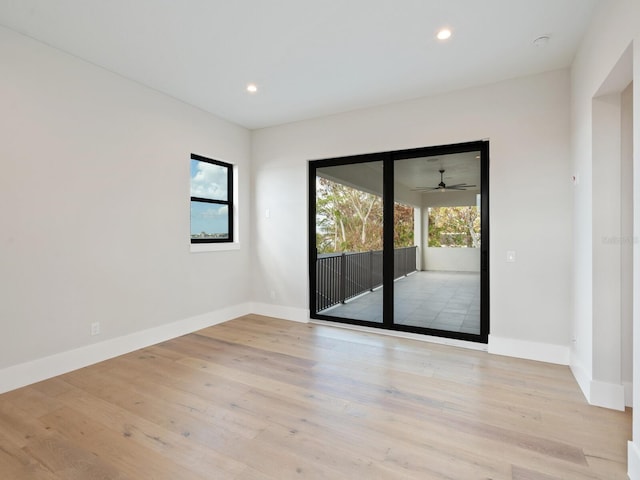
[{"left": 309, "top": 141, "right": 489, "bottom": 343}]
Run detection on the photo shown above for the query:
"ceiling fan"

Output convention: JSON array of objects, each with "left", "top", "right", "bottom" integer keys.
[{"left": 413, "top": 169, "right": 476, "bottom": 192}]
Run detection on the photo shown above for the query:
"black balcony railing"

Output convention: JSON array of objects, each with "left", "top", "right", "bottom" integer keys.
[{"left": 316, "top": 246, "right": 418, "bottom": 312}]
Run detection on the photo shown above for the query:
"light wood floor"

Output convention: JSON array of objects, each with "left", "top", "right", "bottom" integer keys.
[{"left": 0, "top": 315, "right": 631, "bottom": 479}]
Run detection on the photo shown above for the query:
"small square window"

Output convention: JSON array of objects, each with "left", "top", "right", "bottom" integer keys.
[{"left": 190, "top": 153, "right": 233, "bottom": 243}]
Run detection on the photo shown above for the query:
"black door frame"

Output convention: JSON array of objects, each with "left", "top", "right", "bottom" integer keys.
[{"left": 308, "top": 140, "right": 489, "bottom": 343}]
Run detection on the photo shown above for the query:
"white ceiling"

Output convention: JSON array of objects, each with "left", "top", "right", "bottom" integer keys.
[
  {"left": 0, "top": 0, "right": 599, "bottom": 130},
  {"left": 397, "top": 152, "right": 482, "bottom": 192}
]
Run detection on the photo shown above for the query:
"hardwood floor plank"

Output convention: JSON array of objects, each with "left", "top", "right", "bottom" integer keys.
[
  {"left": 22, "top": 435, "right": 130, "bottom": 480},
  {"left": 0, "top": 432, "right": 63, "bottom": 480},
  {"left": 0, "top": 315, "right": 631, "bottom": 479},
  {"left": 60, "top": 371, "right": 259, "bottom": 451},
  {"left": 232, "top": 466, "right": 280, "bottom": 480},
  {"left": 39, "top": 406, "right": 211, "bottom": 480},
  {"left": 0, "top": 398, "right": 55, "bottom": 449},
  {"left": 52, "top": 384, "right": 246, "bottom": 479},
  {"left": 511, "top": 465, "right": 563, "bottom": 480}
]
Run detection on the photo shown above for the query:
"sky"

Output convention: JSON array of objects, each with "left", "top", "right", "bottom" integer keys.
[{"left": 190, "top": 159, "right": 229, "bottom": 236}]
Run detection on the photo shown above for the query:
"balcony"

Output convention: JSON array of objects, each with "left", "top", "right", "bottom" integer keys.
[
  {"left": 315, "top": 246, "right": 417, "bottom": 311},
  {"left": 316, "top": 246, "right": 480, "bottom": 334}
]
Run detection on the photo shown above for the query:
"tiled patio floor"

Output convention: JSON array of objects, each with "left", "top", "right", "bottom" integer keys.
[{"left": 321, "top": 271, "right": 480, "bottom": 335}]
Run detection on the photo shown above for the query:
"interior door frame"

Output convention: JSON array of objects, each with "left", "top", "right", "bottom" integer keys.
[{"left": 308, "top": 140, "right": 489, "bottom": 343}]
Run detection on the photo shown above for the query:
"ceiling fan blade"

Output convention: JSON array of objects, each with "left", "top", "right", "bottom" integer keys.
[{"left": 411, "top": 182, "right": 476, "bottom": 192}]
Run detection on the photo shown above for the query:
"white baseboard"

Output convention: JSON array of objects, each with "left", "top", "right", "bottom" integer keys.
[
  {"left": 590, "top": 379, "right": 626, "bottom": 411},
  {"left": 570, "top": 359, "right": 591, "bottom": 403},
  {"left": 570, "top": 359, "right": 627, "bottom": 411},
  {"left": 488, "top": 335, "right": 570, "bottom": 365},
  {"left": 250, "top": 302, "right": 309, "bottom": 323},
  {"left": 629, "top": 441, "right": 640, "bottom": 480},
  {"left": 0, "top": 303, "right": 252, "bottom": 395},
  {"left": 627, "top": 442, "right": 640, "bottom": 480}
]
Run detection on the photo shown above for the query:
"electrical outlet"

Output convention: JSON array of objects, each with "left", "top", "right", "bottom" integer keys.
[{"left": 90, "top": 322, "right": 101, "bottom": 336}]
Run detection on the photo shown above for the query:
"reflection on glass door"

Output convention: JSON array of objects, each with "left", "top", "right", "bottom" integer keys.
[{"left": 313, "top": 161, "right": 384, "bottom": 324}]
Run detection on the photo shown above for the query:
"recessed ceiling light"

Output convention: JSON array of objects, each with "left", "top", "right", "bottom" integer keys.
[
  {"left": 246, "top": 83, "right": 258, "bottom": 93},
  {"left": 436, "top": 28, "right": 452, "bottom": 41}
]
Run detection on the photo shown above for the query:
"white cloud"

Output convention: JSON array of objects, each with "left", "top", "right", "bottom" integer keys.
[
  {"left": 200, "top": 205, "right": 228, "bottom": 218},
  {"left": 191, "top": 161, "right": 227, "bottom": 200}
]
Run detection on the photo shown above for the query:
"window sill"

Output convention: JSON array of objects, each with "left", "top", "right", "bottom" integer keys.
[{"left": 190, "top": 242, "right": 240, "bottom": 253}]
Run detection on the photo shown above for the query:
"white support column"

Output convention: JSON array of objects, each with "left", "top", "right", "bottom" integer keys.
[{"left": 414, "top": 206, "right": 422, "bottom": 270}]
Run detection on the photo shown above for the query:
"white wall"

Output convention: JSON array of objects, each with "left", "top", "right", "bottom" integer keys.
[
  {"left": 569, "top": 0, "right": 640, "bottom": 476},
  {"left": 251, "top": 68, "right": 573, "bottom": 357},
  {"left": 0, "top": 27, "right": 252, "bottom": 388},
  {"left": 424, "top": 248, "right": 480, "bottom": 272}
]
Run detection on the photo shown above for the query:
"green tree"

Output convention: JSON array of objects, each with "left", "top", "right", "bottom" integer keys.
[
  {"left": 394, "top": 203, "right": 414, "bottom": 248},
  {"left": 428, "top": 206, "right": 480, "bottom": 248},
  {"left": 316, "top": 178, "right": 414, "bottom": 253}
]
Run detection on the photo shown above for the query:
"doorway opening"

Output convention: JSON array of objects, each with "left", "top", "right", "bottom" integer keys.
[{"left": 308, "top": 141, "right": 489, "bottom": 343}]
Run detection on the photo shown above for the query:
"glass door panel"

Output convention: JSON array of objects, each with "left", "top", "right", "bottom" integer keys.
[
  {"left": 313, "top": 161, "right": 384, "bottom": 324},
  {"left": 393, "top": 152, "right": 482, "bottom": 336}
]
